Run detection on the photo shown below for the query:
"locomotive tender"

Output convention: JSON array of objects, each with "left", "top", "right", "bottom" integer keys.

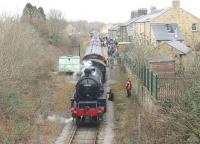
[{"left": 71, "top": 32, "right": 107, "bottom": 125}]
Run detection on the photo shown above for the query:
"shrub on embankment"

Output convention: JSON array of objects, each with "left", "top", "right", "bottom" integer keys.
[
  {"left": 0, "top": 15, "right": 57, "bottom": 143},
  {"left": 0, "top": 16, "right": 102, "bottom": 144}
]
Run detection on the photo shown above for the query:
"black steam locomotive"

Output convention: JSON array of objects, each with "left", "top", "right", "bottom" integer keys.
[
  {"left": 71, "top": 32, "right": 107, "bottom": 125},
  {"left": 75, "top": 67, "right": 104, "bottom": 101}
]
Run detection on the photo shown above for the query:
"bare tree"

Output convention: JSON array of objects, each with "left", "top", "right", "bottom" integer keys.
[
  {"left": 47, "top": 9, "right": 68, "bottom": 46},
  {"left": 0, "top": 16, "right": 55, "bottom": 143}
]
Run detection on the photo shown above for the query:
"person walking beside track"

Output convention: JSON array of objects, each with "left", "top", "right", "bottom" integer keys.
[{"left": 126, "top": 78, "right": 132, "bottom": 97}]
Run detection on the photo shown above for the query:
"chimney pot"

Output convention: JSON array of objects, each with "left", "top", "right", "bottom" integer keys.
[
  {"left": 137, "top": 8, "right": 148, "bottom": 16},
  {"left": 150, "top": 6, "right": 157, "bottom": 13},
  {"left": 172, "top": 0, "right": 180, "bottom": 8}
]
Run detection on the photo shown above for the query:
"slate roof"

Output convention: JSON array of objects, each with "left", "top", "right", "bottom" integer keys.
[
  {"left": 136, "top": 8, "right": 170, "bottom": 22},
  {"left": 122, "top": 16, "right": 144, "bottom": 26},
  {"left": 152, "top": 23, "right": 184, "bottom": 41},
  {"left": 109, "top": 24, "right": 119, "bottom": 31},
  {"left": 146, "top": 56, "right": 175, "bottom": 62},
  {"left": 167, "top": 41, "right": 191, "bottom": 54}
]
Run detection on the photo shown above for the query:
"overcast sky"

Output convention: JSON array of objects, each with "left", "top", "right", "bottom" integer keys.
[{"left": 0, "top": 0, "right": 199, "bottom": 23}]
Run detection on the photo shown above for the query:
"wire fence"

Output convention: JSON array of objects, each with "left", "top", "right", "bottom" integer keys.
[
  {"left": 123, "top": 54, "right": 159, "bottom": 100},
  {"left": 122, "top": 52, "right": 200, "bottom": 103}
]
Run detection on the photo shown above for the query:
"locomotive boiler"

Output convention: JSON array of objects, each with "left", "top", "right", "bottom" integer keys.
[{"left": 75, "top": 67, "right": 104, "bottom": 101}]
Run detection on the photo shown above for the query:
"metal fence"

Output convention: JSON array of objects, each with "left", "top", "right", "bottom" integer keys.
[
  {"left": 159, "top": 76, "right": 200, "bottom": 103},
  {"left": 123, "top": 54, "right": 160, "bottom": 100},
  {"left": 122, "top": 53, "right": 200, "bottom": 103}
]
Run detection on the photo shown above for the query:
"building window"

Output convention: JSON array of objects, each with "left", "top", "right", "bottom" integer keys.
[
  {"left": 192, "top": 23, "right": 197, "bottom": 31},
  {"left": 166, "top": 24, "right": 174, "bottom": 33},
  {"left": 166, "top": 24, "right": 170, "bottom": 30}
]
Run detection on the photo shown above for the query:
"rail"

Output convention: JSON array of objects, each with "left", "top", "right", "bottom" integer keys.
[
  {"left": 67, "top": 126, "right": 78, "bottom": 144},
  {"left": 67, "top": 125, "right": 99, "bottom": 144}
]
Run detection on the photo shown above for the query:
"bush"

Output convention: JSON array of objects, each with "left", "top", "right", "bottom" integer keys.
[
  {"left": 188, "top": 83, "right": 200, "bottom": 115},
  {"left": 0, "top": 16, "right": 55, "bottom": 143},
  {"left": 9, "top": 121, "right": 31, "bottom": 143},
  {"left": 47, "top": 9, "right": 68, "bottom": 47},
  {"left": 0, "top": 91, "right": 27, "bottom": 119},
  {"left": 0, "top": 128, "right": 9, "bottom": 144}
]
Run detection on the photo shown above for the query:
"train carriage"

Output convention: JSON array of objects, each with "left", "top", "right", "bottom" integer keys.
[{"left": 83, "top": 39, "right": 107, "bottom": 83}]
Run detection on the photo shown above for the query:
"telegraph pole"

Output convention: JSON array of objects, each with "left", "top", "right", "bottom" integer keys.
[
  {"left": 77, "top": 32, "right": 81, "bottom": 57},
  {"left": 79, "top": 43, "right": 81, "bottom": 57}
]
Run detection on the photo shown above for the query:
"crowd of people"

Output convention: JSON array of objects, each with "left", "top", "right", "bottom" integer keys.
[
  {"left": 100, "top": 36, "right": 118, "bottom": 57},
  {"left": 100, "top": 35, "right": 133, "bottom": 98}
]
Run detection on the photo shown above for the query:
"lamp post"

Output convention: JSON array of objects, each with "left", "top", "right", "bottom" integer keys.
[
  {"left": 77, "top": 32, "right": 81, "bottom": 57},
  {"left": 78, "top": 43, "right": 81, "bottom": 57},
  {"left": 74, "top": 32, "right": 80, "bottom": 57}
]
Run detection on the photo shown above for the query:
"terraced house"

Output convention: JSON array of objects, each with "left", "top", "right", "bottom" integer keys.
[
  {"left": 108, "top": 0, "right": 200, "bottom": 73},
  {"left": 133, "top": 0, "right": 200, "bottom": 48}
]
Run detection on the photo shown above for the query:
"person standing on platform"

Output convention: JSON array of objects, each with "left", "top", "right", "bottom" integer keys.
[{"left": 126, "top": 78, "right": 132, "bottom": 97}]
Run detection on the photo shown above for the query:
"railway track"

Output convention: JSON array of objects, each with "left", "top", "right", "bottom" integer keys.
[{"left": 67, "top": 125, "right": 99, "bottom": 144}]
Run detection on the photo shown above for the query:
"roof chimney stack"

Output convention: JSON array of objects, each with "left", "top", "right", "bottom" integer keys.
[
  {"left": 137, "top": 8, "right": 148, "bottom": 16},
  {"left": 150, "top": 6, "right": 157, "bottom": 13},
  {"left": 172, "top": 0, "right": 180, "bottom": 9}
]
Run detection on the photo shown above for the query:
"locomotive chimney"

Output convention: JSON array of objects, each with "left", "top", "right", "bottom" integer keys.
[{"left": 84, "top": 69, "right": 91, "bottom": 76}]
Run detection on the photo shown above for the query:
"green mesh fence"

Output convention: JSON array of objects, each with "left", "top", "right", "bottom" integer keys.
[{"left": 123, "top": 54, "right": 160, "bottom": 100}]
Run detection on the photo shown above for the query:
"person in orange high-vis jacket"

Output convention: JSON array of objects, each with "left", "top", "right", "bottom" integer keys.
[{"left": 126, "top": 78, "right": 132, "bottom": 97}]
